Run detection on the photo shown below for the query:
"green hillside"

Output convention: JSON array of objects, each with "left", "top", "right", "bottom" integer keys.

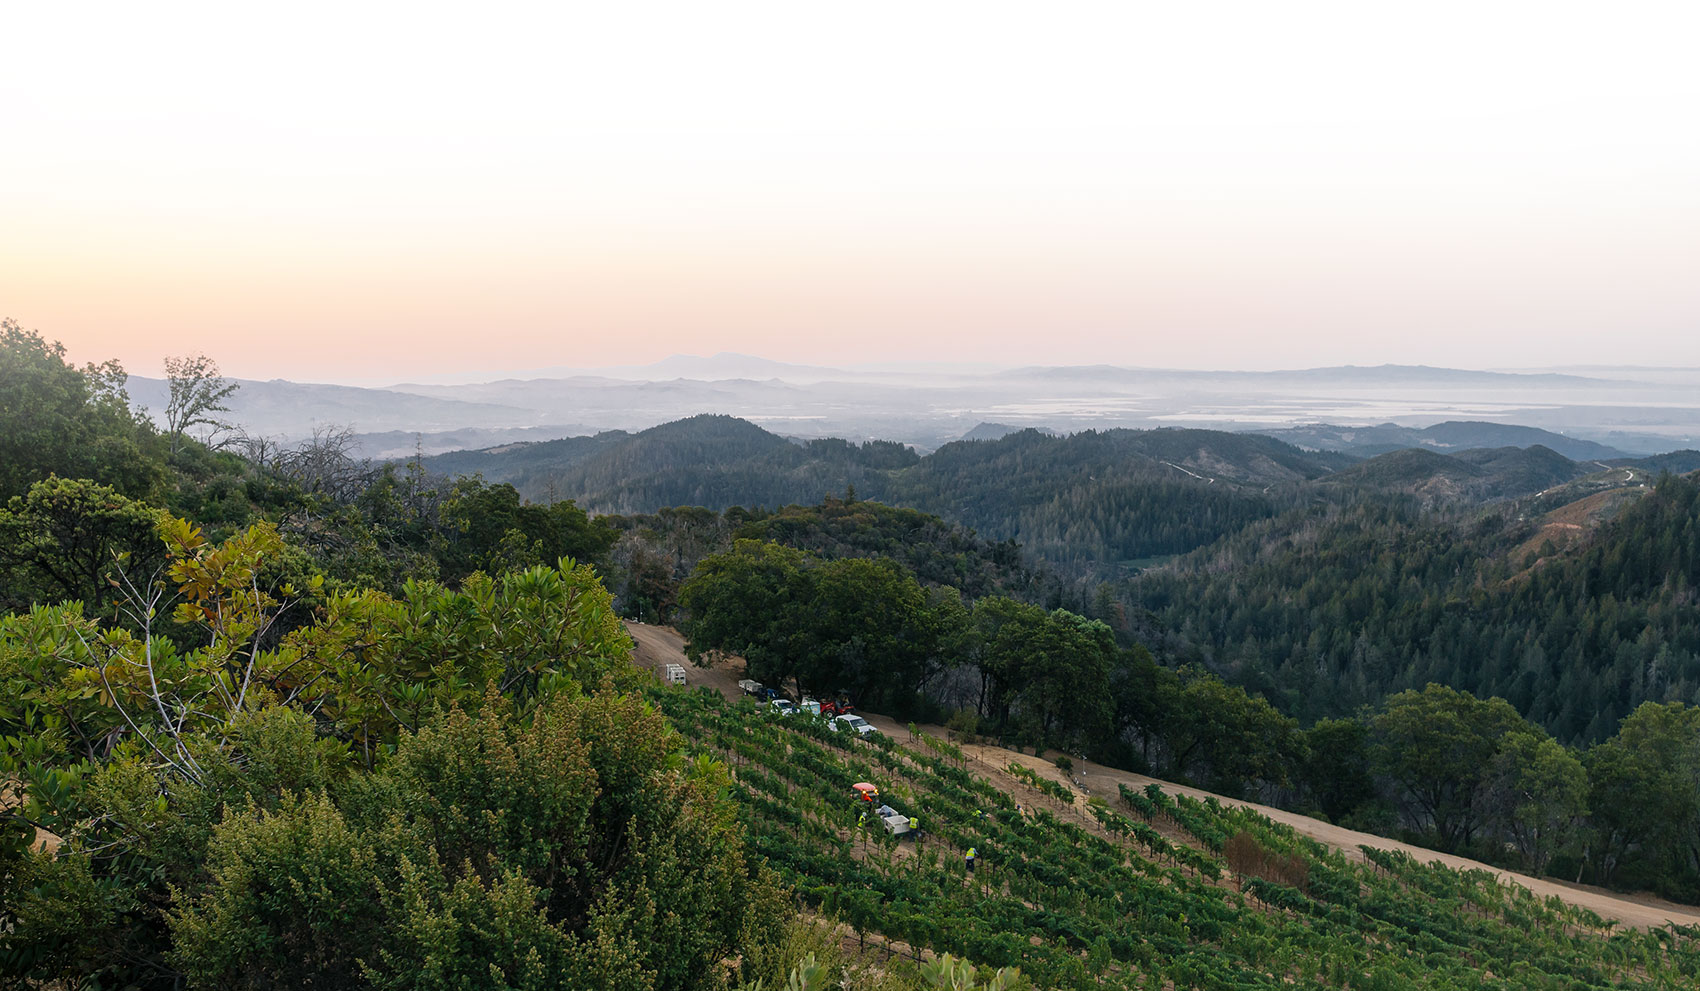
[
  {"left": 1119, "top": 472, "right": 1700, "bottom": 742},
  {"left": 1320, "top": 447, "right": 1487, "bottom": 494},
  {"left": 421, "top": 419, "right": 1350, "bottom": 577},
  {"left": 522, "top": 414, "right": 919, "bottom": 515},
  {"left": 654, "top": 686, "right": 1700, "bottom": 990}
]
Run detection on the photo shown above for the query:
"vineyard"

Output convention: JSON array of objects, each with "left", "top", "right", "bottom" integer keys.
[{"left": 652, "top": 686, "right": 1700, "bottom": 990}]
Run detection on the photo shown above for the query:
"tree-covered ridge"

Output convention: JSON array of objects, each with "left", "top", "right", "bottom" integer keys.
[
  {"left": 421, "top": 416, "right": 1681, "bottom": 585},
  {"left": 878, "top": 429, "right": 1307, "bottom": 575},
  {"left": 411, "top": 430, "right": 631, "bottom": 499},
  {"left": 442, "top": 414, "right": 920, "bottom": 517},
  {"left": 1316, "top": 444, "right": 1619, "bottom": 503},
  {"left": 429, "top": 418, "right": 1351, "bottom": 578},
  {"left": 1120, "top": 472, "right": 1700, "bottom": 743}
]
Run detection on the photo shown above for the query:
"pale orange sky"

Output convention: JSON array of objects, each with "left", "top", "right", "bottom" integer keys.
[{"left": 5, "top": 2, "right": 1699, "bottom": 384}]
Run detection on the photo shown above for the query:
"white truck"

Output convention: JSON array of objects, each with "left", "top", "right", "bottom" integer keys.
[
  {"left": 663, "top": 663, "right": 687, "bottom": 686},
  {"left": 831, "top": 714, "right": 877, "bottom": 737},
  {"left": 737, "top": 679, "right": 763, "bottom": 696}
]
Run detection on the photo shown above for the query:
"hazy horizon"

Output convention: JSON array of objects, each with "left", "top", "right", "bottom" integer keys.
[
  {"left": 109, "top": 350, "right": 1700, "bottom": 392},
  {"left": 7, "top": 2, "right": 1699, "bottom": 383}
]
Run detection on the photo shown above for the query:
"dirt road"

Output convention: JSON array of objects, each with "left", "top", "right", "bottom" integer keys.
[
  {"left": 623, "top": 621, "right": 1700, "bottom": 930},
  {"left": 626, "top": 620, "right": 751, "bottom": 698}
]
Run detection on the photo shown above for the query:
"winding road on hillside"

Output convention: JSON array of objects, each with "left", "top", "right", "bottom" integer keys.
[{"left": 625, "top": 620, "right": 1700, "bottom": 931}]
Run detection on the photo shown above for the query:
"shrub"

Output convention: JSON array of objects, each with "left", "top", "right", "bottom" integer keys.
[
  {"left": 946, "top": 709, "right": 981, "bottom": 744},
  {"left": 167, "top": 690, "right": 782, "bottom": 990}
]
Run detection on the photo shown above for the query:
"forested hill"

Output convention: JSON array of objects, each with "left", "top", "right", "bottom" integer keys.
[
  {"left": 417, "top": 416, "right": 1351, "bottom": 507},
  {"left": 408, "top": 430, "right": 629, "bottom": 497},
  {"left": 560, "top": 415, "right": 918, "bottom": 513},
  {"left": 418, "top": 417, "right": 1351, "bottom": 576},
  {"left": 877, "top": 428, "right": 1349, "bottom": 574},
  {"left": 415, "top": 414, "right": 1686, "bottom": 579},
  {"left": 1117, "top": 470, "right": 1700, "bottom": 742},
  {"left": 1318, "top": 444, "right": 1592, "bottom": 502}
]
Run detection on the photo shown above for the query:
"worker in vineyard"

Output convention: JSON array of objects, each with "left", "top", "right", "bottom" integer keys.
[{"left": 966, "top": 846, "right": 977, "bottom": 874}]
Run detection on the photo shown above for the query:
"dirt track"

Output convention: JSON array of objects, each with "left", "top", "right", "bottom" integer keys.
[{"left": 623, "top": 621, "right": 1700, "bottom": 931}]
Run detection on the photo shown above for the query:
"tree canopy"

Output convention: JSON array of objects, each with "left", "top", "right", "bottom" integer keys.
[{"left": 0, "top": 317, "right": 165, "bottom": 501}]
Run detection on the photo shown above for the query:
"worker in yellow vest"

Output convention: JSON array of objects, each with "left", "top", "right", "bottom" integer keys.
[{"left": 966, "top": 846, "right": 977, "bottom": 874}]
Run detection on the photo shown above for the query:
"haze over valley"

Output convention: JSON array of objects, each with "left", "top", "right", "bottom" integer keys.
[{"left": 122, "top": 355, "right": 1700, "bottom": 460}]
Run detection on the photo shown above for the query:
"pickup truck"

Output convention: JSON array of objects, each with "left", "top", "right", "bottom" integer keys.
[{"left": 831, "top": 714, "right": 877, "bottom": 737}]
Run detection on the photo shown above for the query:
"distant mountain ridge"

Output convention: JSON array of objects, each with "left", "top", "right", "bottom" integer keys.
[
  {"left": 419, "top": 418, "right": 1351, "bottom": 511},
  {"left": 126, "top": 358, "right": 1699, "bottom": 457},
  {"left": 998, "top": 363, "right": 1620, "bottom": 387},
  {"left": 389, "top": 352, "right": 863, "bottom": 386},
  {"left": 1251, "top": 420, "right": 1628, "bottom": 461}
]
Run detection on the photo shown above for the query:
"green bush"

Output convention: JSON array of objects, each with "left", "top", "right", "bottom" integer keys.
[{"left": 154, "top": 691, "right": 777, "bottom": 990}]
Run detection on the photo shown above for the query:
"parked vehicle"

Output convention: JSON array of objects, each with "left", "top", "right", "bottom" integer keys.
[
  {"left": 831, "top": 714, "right": 877, "bottom": 737},
  {"left": 820, "top": 696, "right": 855, "bottom": 717},
  {"left": 798, "top": 697, "right": 822, "bottom": 715},
  {"left": 769, "top": 698, "right": 798, "bottom": 716},
  {"left": 876, "top": 803, "right": 912, "bottom": 836},
  {"left": 737, "top": 679, "right": 763, "bottom": 696}
]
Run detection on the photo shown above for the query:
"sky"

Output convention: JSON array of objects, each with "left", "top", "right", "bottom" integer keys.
[{"left": 5, "top": 1, "right": 1699, "bottom": 385}]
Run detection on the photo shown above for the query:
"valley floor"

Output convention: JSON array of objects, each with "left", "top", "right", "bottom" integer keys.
[{"left": 626, "top": 620, "right": 1700, "bottom": 932}]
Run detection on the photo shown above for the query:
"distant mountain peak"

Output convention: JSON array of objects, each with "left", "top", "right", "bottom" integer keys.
[{"left": 959, "top": 422, "right": 1058, "bottom": 442}]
